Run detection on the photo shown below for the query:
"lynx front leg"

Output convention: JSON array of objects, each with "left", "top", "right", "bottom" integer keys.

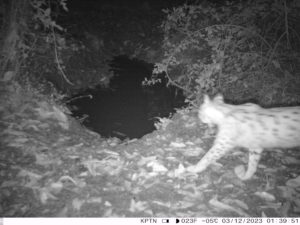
[
  {"left": 186, "top": 134, "right": 234, "bottom": 173},
  {"left": 235, "top": 148, "right": 263, "bottom": 180}
]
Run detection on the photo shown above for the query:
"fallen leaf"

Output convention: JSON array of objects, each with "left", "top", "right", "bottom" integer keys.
[
  {"left": 39, "top": 187, "right": 58, "bottom": 204},
  {"left": 129, "top": 199, "right": 148, "bottom": 212},
  {"left": 170, "top": 142, "right": 186, "bottom": 148},
  {"left": 209, "top": 196, "right": 249, "bottom": 217},
  {"left": 50, "top": 181, "right": 64, "bottom": 194},
  {"left": 72, "top": 198, "right": 84, "bottom": 211},
  {"left": 147, "top": 160, "right": 168, "bottom": 172},
  {"left": 254, "top": 191, "right": 276, "bottom": 201},
  {"left": 282, "top": 156, "right": 300, "bottom": 164},
  {"left": 224, "top": 199, "right": 249, "bottom": 210},
  {"left": 286, "top": 176, "right": 300, "bottom": 188}
]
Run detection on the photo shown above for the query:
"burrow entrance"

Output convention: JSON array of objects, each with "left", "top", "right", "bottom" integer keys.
[{"left": 68, "top": 55, "right": 186, "bottom": 139}]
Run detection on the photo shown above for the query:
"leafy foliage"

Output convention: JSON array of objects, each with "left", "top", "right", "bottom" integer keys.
[{"left": 155, "top": 0, "right": 300, "bottom": 105}]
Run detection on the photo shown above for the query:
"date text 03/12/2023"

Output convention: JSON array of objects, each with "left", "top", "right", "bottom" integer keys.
[{"left": 201, "top": 218, "right": 299, "bottom": 224}]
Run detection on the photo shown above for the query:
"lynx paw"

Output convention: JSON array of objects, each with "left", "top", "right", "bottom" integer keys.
[{"left": 234, "top": 165, "right": 249, "bottom": 180}]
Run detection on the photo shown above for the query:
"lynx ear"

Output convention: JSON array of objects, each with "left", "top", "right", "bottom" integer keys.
[
  {"left": 203, "top": 94, "right": 210, "bottom": 104},
  {"left": 213, "top": 94, "right": 224, "bottom": 103}
]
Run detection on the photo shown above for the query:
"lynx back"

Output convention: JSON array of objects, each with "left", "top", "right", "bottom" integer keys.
[{"left": 187, "top": 94, "right": 300, "bottom": 180}]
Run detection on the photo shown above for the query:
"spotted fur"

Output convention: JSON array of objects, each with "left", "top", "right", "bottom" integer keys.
[{"left": 187, "top": 94, "right": 300, "bottom": 180}]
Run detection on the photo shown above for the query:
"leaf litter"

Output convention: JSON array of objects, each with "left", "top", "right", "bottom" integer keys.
[{"left": 1, "top": 87, "right": 300, "bottom": 217}]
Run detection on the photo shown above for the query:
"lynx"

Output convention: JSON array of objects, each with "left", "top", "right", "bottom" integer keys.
[{"left": 187, "top": 94, "right": 300, "bottom": 180}]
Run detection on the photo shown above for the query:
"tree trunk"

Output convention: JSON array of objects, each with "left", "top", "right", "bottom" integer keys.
[{"left": 0, "top": 0, "right": 30, "bottom": 80}]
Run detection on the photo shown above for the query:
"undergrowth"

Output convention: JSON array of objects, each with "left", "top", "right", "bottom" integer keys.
[{"left": 154, "top": 0, "right": 300, "bottom": 105}]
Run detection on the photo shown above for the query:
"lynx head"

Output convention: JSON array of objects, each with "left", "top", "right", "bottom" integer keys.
[{"left": 198, "top": 94, "right": 225, "bottom": 126}]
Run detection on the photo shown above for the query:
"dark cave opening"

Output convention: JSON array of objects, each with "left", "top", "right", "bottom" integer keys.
[{"left": 68, "top": 55, "right": 186, "bottom": 139}]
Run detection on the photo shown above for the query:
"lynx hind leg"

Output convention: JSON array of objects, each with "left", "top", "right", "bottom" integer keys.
[
  {"left": 235, "top": 148, "right": 263, "bottom": 180},
  {"left": 187, "top": 136, "right": 234, "bottom": 173}
]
